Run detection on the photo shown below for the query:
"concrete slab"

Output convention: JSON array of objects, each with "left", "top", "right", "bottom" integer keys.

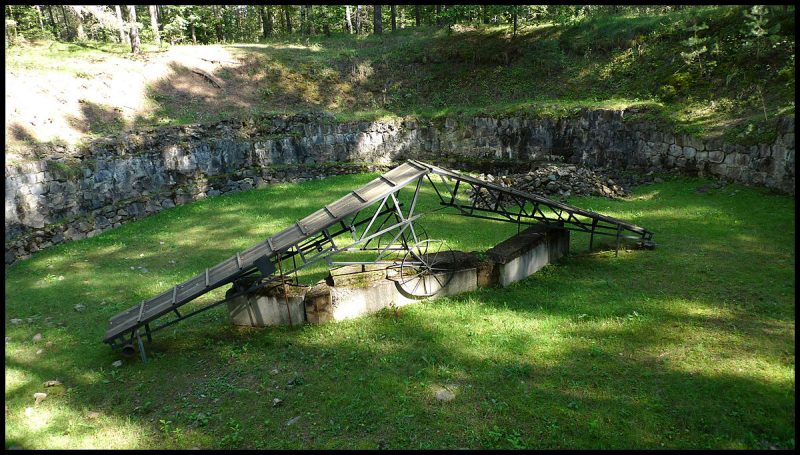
[
  {"left": 226, "top": 278, "right": 307, "bottom": 326},
  {"left": 488, "top": 225, "right": 569, "bottom": 287}
]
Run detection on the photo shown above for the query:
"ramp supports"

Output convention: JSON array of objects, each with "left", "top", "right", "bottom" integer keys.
[{"left": 104, "top": 160, "right": 655, "bottom": 359}]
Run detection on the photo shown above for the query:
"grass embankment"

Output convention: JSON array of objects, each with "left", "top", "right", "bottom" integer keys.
[
  {"left": 5, "top": 5, "right": 795, "bottom": 154},
  {"left": 4, "top": 174, "right": 795, "bottom": 449}
]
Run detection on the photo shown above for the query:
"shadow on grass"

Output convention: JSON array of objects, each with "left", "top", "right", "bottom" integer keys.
[{"left": 4, "top": 176, "right": 795, "bottom": 449}]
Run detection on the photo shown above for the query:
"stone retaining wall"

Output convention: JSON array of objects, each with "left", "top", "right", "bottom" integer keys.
[{"left": 5, "top": 110, "right": 794, "bottom": 264}]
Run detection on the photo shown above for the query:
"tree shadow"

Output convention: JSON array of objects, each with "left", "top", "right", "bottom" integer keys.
[
  {"left": 4, "top": 174, "right": 794, "bottom": 448},
  {"left": 65, "top": 100, "right": 126, "bottom": 136},
  {"left": 8, "top": 122, "right": 39, "bottom": 143}
]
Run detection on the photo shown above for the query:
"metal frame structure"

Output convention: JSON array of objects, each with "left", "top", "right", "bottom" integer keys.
[{"left": 104, "top": 160, "right": 655, "bottom": 361}]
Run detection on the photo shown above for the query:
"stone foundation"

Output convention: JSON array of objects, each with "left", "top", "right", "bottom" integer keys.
[{"left": 227, "top": 225, "right": 569, "bottom": 327}]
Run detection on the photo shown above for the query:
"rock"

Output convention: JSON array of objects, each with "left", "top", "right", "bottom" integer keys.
[
  {"left": 74, "top": 304, "right": 85, "bottom": 312},
  {"left": 32, "top": 333, "right": 42, "bottom": 342},
  {"left": 272, "top": 398, "right": 283, "bottom": 407},
  {"left": 269, "top": 368, "right": 280, "bottom": 375},
  {"left": 286, "top": 416, "right": 301, "bottom": 426},
  {"left": 112, "top": 360, "right": 123, "bottom": 368},
  {"left": 434, "top": 388, "right": 455, "bottom": 402},
  {"left": 43, "top": 380, "right": 62, "bottom": 387},
  {"left": 10, "top": 318, "right": 23, "bottom": 325},
  {"left": 87, "top": 411, "right": 101, "bottom": 420},
  {"left": 36, "top": 349, "right": 44, "bottom": 355},
  {"left": 5, "top": 337, "right": 10, "bottom": 343},
  {"left": 33, "top": 392, "right": 47, "bottom": 405},
  {"left": 654, "top": 177, "right": 664, "bottom": 183},
  {"left": 45, "top": 341, "right": 53, "bottom": 348}
]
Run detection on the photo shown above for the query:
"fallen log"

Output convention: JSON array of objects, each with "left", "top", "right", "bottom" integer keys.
[{"left": 191, "top": 68, "right": 225, "bottom": 89}]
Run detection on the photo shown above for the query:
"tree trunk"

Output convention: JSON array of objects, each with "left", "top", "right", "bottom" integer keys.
[
  {"left": 415, "top": 5, "right": 420, "bottom": 26},
  {"left": 284, "top": 6, "right": 292, "bottom": 34},
  {"left": 191, "top": 22, "right": 196, "bottom": 43},
  {"left": 47, "top": 5, "right": 58, "bottom": 36},
  {"left": 149, "top": 5, "right": 160, "bottom": 45},
  {"left": 261, "top": 5, "right": 272, "bottom": 38},
  {"left": 76, "top": 9, "right": 86, "bottom": 41},
  {"left": 482, "top": 5, "right": 489, "bottom": 24},
  {"left": 127, "top": 5, "right": 140, "bottom": 54},
  {"left": 59, "top": 5, "right": 71, "bottom": 40},
  {"left": 513, "top": 8, "right": 518, "bottom": 36},
  {"left": 355, "top": 5, "right": 362, "bottom": 34},
  {"left": 307, "top": 5, "right": 313, "bottom": 35},
  {"left": 390, "top": 5, "right": 396, "bottom": 31},
  {"left": 114, "top": 5, "right": 128, "bottom": 44},
  {"left": 345, "top": 5, "right": 353, "bottom": 34},
  {"left": 34, "top": 5, "right": 44, "bottom": 31},
  {"left": 213, "top": 5, "right": 224, "bottom": 42},
  {"left": 435, "top": 5, "right": 442, "bottom": 26},
  {"left": 373, "top": 5, "right": 382, "bottom": 34},
  {"left": 299, "top": 5, "right": 305, "bottom": 34}
]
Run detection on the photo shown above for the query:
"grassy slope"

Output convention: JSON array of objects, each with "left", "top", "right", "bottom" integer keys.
[
  {"left": 5, "top": 5, "right": 795, "bottom": 154},
  {"left": 4, "top": 174, "right": 794, "bottom": 449}
]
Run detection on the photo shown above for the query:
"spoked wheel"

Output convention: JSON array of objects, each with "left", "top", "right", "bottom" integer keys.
[{"left": 396, "top": 239, "right": 455, "bottom": 298}]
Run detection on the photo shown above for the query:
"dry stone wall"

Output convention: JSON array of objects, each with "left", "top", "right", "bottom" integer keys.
[{"left": 5, "top": 109, "right": 794, "bottom": 264}]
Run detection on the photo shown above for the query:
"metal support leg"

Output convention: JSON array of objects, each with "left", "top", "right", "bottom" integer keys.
[
  {"left": 145, "top": 324, "right": 152, "bottom": 342},
  {"left": 136, "top": 330, "right": 148, "bottom": 363}
]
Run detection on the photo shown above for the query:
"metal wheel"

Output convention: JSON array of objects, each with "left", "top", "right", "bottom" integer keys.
[{"left": 396, "top": 239, "right": 455, "bottom": 298}]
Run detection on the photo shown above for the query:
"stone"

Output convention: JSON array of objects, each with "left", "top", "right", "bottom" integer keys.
[
  {"left": 112, "top": 360, "right": 123, "bottom": 368},
  {"left": 10, "top": 318, "right": 23, "bottom": 325},
  {"left": 33, "top": 392, "right": 47, "bottom": 405},
  {"left": 272, "top": 398, "right": 283, "bottom": 407},
  {"left": 87, "top": 411, "right": 101, "bottom": 420},
  {"left": 4, "top": 112, "right": 794, "bottom": 264},
  {"left": 434, "top": 388, "right": 455, "bottom": 402},
  {"left": 43, "top": 380, "right": 62, "bottom": 387},
  {"left": 32, "top": 333, "right": 42, "bottom": 342},
  {"left": 74, "top": 304, "right": 85, "bottom": 312},
  {"left": 286, "top": 416, "right": 301, "bottom": 426}
]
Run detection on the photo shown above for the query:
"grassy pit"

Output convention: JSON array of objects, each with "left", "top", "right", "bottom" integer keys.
[{"left": 4, "top": 173, "right": 795, "bottom": 449}]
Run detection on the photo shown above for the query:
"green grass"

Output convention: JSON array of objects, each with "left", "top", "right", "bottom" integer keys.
[
  {"left": 4, "top": 173, "right": 795, "bottom": 449},
  {"left": 6, "top": 5, "right": 794, "bottom": 149}
]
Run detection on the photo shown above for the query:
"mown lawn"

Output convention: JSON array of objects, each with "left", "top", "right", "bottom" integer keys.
[{"left": 4, "top": 172, "right": 795, "bottom": 449}]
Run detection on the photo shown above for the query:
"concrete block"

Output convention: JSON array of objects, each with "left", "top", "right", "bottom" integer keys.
[{"left": 226, "top": 278, "right": 306, "bottom": 326}]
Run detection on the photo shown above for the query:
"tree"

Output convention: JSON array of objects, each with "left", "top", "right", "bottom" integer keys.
[
  {"left": 415, "top": 5, "right": 420, "bottom": 26},
  {"left": 512, "top": 6, "right": 518, "bottom": 36},
  {"left": 149, "top": 5, "right": 160, "bottom": 45},
  {"left": 390, "top": 5, "right": 396, "bottom": 31},
  {"left": 355, "top": 5, "right": 362, "bottom": 34},
  {"left": 306, "top": 5, "right": 314, "bottom": 35},
  {"left": 75, "top": 8, "right": 86, "bottom": 40},
  {"left": 345, "top": 5, "right": 353, "bottom": 33},
  {"left": 47, "top": 5, "right": 58, "bottom": 37},
  {"left": 115, "top": 5, "right": 128, "bottom": 44},
  {"left": 127, "top": 5, "right": 140, "bottom": 54},
  {"left": 34, "top": 5, "right": 43, "bottom": 31},
  {"left": 373, "top": 4, "right": 382, "bottom": 34},
  {"left": 260, "top": 5, "right": 272, "bottom": 38},
  {"left": 284, "top": 5, "right": 292, "bottom": 34}
]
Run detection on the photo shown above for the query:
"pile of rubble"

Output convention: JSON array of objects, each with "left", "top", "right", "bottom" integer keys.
[{"left": 472, "top": 163, "right": 655, "bottom": 200}]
